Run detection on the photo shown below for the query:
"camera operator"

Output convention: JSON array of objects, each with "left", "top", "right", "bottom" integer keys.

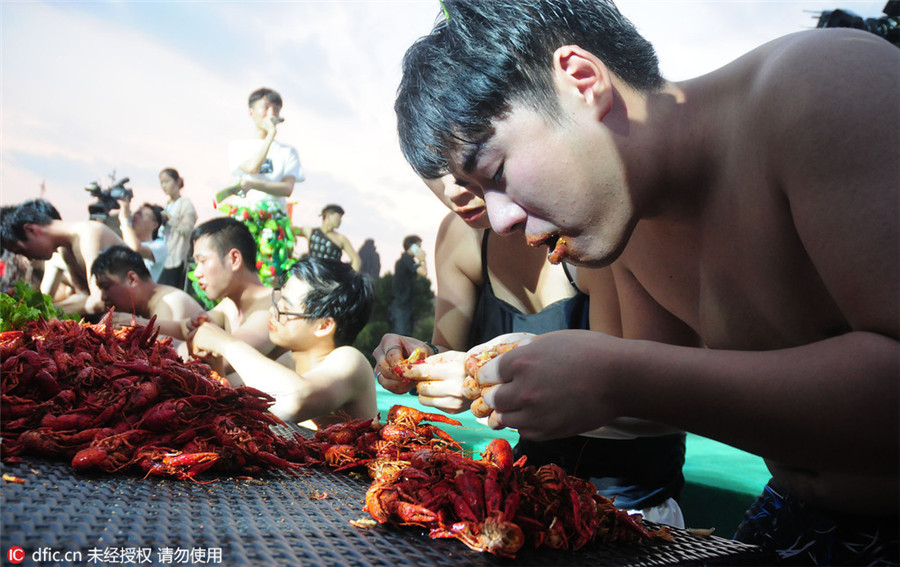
[{"left": 116, "top": 198, "right": 168, "bottom": 282}]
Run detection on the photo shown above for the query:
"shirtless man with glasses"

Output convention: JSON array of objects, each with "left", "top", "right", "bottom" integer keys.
[{"left": 189, "top": 256, "right": 378, "bottom": 428}]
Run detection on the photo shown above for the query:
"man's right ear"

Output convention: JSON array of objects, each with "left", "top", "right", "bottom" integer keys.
[
  {"left": 552, "top": 45, "right": 614, "bottom": 121},
  {"left": 23, "top": 223, "right": 42, "bottom": 240},
  {"left": 226, "top": 248, "right": 244, "bottom": 271}
]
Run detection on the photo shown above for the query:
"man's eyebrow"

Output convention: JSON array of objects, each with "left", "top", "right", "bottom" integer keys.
[{"left": 460, "top": 140, "right": 486, "bottom": 175}]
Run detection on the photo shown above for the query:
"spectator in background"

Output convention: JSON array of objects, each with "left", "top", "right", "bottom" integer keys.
[
  {"left": 158, "top": 168, "right": 197, "bottom": 290},
  {"left": 116, "top": 199, "right": 167, "bottom": 282},
  {"left": 91, "top": 245, "right": 204, "bottom": 331},
  {"left": 295, "top": 204, "right": 361, "bottom": 271},
  {"left": 0, "top": 248, "right": 38, "bottom": 295},
  {"left": 358, "top": 238, "right": 381, "bottom": 281},
  {"left": 389, "top": 235, "right": 427, "bottom": 336},
  {"left": 189, "top": 257, "right": 377, "bottom": 429},
  {"left": 0, "top": 199, "right": 122, "bottom": 314},
  {"left": 219, "top": 87, "right": 305, "bottom": 286}
]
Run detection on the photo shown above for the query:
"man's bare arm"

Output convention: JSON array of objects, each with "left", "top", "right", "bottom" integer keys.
[
  {"left": 240, "top": 175, "right": 296, "bottom": 198},
  {"left": 338, "top": 235, "right": 362, "bottom": 271}
]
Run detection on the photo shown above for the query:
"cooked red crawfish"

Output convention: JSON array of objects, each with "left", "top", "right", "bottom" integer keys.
[
  {"left": 136, "top": 449, "right": 220, "bottom": 482},
  {"left": 463, "top": 343, "right": 519, "bottom": 418},
  {"left": 2, "top": 314, "right": 318, "bottom": 479},
  {"left": 355, "top": 436, "right": 671, "bottom": 558},
  {"left": 391, "top": 346, "right": 429, "bottom": 378},
  {"left": 315, "top": 405, "right": 464, "bottom": 475}
]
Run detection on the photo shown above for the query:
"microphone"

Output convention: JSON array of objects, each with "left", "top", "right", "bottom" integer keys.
[{"left": 271, "top": 117, "right": 285, "bottom": 125}]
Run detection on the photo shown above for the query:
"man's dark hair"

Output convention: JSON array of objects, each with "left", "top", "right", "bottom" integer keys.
[
  {"left": 395, "top": 0, "right": 664, "bottom": 179},
  {"left": 321, "top": 204, "right": 345, "bottom": 217},
  {"left": 248, "top": 87, "right": 283, "bottom": 109},
  {"left": 403, "top": 235, "right": 422, "bottom": 251},
  {"left": 0, "top": 199, "right": 62, "bottom": 247},
  {"left": 141, "top": 203, "right": 166, "bottom": 240},
  {"left": 280, "top": 257, "right": 374, "bottom": 347},
  {"left": 191, "top": 217, "right": 257, "bottom": 272},
  {"left": 91, "top": 245, "right": 152, "bottom": 281}
]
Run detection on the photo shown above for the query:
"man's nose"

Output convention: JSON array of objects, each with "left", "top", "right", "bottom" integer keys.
[
  {"left": 484, "top": 192, "right": 527, "bottom": 236},
  {"left": 446, "top": 181, "right": 472, "bottom": 204}
]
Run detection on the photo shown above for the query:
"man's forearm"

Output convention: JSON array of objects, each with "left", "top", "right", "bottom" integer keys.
[
  {"left": 119, "top": 221, "right": 142, "bottom": 253},
  {"left": 242, "top": 178, "right": 295, "bottom": 197},
  {"left": 238, "top": 131, "right": 275, "bottom": 174},
  {"left": 221, "top": 341, "right": 304, "bottom": 416},
  {"left": 615, "top": 331, "right": 899, "bottom": 473}
]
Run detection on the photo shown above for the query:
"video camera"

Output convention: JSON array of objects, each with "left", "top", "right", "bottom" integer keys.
[
  {"left": 86, "top": 177, "right": 133, "bottom": 221},
  {"left": 816, "top": 1, "right": 899, "bottom": 45}
]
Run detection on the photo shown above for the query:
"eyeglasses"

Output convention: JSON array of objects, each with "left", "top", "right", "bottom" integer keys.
[{"left": 271, "top": 289, "right": 315, "bottom": 323}]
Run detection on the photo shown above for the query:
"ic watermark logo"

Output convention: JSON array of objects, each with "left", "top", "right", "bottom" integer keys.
[{"left": 7, "top": 546, "right": 25, "bottom": 564}]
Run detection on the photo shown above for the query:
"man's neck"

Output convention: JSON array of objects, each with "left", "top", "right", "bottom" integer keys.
[
  {"left": 621, "top": 79, "right": 716, "bottom": 219},
  {"left": 142, "top": 283, "right": 163, "bottom": 318},
  {"left": 48, "top": 221, "right": 75, "bottom": 251},
  {"left": 291, "top": 343, "right": 337, "bottom": 375},
  {"left": 227, "top": 274, "right": 266, "bottom": 314}
]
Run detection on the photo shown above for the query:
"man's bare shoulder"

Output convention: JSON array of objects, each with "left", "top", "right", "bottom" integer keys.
[
  {"left": 321, "top": 346, "right": 375, "bottom": 381},
  {"left": 746, "top": 29, "right": 898, "bottom": 124},
  {"left": 436, "top": 213, "right": 482, "bottom": 278},
  {"left": 75, "top": 220, "right": 123, "bottom": 245},
  {"left": 150, "top": 286, "right": 205, "bottom": 320},
  {"left": 248, "top": 285, "right": 274, "bottom": 313}
]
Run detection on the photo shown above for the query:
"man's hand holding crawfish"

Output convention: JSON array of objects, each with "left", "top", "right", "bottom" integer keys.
[
  {"left": 372, "top": 334, "right": 467, "bottom": 412},
  {"left": 188, "top": 321, "right": 238, "bottom": 359},
  {"left": 478, "top": 330, "right": 628, "bottom": 439},
  {"left": 372, "top": 333, "right": 434, "bottom": 391},
  {"left": 185, "top": 313, "right": 222, "bottom": 361},
  {"left": 374, "top": 332, "right": 536, "bottom": 416}
]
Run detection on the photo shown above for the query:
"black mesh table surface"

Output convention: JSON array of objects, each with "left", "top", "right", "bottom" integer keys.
[{"left": 1, "top": 453, "right": 769, "bottom": 567}]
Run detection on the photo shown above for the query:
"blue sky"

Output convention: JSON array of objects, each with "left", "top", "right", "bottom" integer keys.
[{"left": 1, "top": 0, "right": 889, "bottom": 272}]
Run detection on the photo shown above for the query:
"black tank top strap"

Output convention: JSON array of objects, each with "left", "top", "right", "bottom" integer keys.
[
  {"left": 561, "top": 261, "right": 584, "bottom": 293},
  {"left": 480, "top": 229, "right": 491, "bottom": 283}
]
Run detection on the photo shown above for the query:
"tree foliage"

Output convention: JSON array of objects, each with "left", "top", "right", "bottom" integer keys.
[{"left": 354, "top": 272, "right": 434, "bottom": 365}]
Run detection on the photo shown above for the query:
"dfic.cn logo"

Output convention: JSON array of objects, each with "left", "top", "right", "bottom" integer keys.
[{"left": 7, "top": 546, "right": 25, "bottom": 564}]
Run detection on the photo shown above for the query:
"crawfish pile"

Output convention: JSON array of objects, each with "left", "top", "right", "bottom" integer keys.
[
  {"left": 316, "top": 405, "right": 673, "bottom": 558},
  {"left": 1, "top": 314, "right": 318, "bottom": 480}
]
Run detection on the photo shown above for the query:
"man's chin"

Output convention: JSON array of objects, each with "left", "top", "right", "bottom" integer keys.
[
  {"left": 201, "top": 288, "right": 220, "bottom": 301},
  {"left": 560, "top": 241, "right": 622, "bottom": 269},
  {"left": 269, "top": 334, "right": 288, "bottom": 350}
]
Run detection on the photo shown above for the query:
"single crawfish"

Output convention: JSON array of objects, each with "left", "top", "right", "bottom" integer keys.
[
  {"left": 386, "top": 405, "right": 462, "bottom": 429},
  {"left": 71, "top": 429, "right": 151, "bottom": 473},
  {"left": 364, "top": 476, "right": 440, "bottom": 527},
  {"left": 315, "top": 417, "right": 378, "bottom": 446},
  {"left": 136, "top": 449, "right": 219, "bottom": 482},
  {"left": 430, "top": 515, "right": 525, "bottom": 559}
]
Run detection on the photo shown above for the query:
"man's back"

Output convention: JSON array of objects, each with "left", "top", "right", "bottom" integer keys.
[{"left": 63, "top": 220, "right": 124, "bottom": 293}]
